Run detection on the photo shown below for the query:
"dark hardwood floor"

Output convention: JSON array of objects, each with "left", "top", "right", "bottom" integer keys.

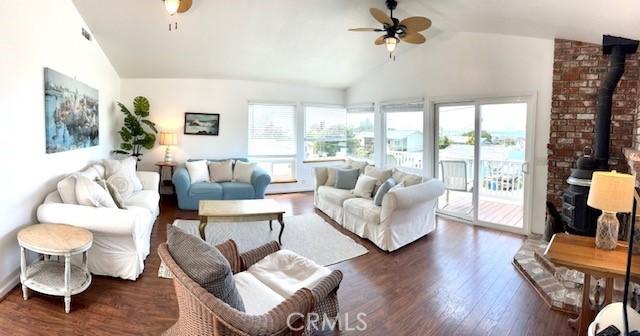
[{"left": 0, "top": 192, "right": 575, "bottom": 335}]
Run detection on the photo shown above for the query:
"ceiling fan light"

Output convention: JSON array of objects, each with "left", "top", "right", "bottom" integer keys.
[
  {"left": 164, "top": 0, "right": 181, "bottom": 16},
  {"left": 384, "top": 36, "right": 398, "bottom": 53}
]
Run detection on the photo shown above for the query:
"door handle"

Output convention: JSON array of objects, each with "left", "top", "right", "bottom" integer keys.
[{"left": 521, "top": 162, "right": 529, "bottom": 175}]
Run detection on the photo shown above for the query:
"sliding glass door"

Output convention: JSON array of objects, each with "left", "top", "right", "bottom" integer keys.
[
  {"left": 435, "top": 98, "right": 532, "bottom": 233},
  {"left": 436, "top": 104, "right": 476, "bottom": 221}
]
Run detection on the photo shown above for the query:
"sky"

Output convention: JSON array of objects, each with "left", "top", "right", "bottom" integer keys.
[{"left": 439, "top": 103, "right": 527, "bottom": 134}]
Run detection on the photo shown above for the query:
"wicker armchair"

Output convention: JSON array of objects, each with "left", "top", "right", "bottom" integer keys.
[{"left": 158, "top": 240, "right": 343, "bottom": 335}]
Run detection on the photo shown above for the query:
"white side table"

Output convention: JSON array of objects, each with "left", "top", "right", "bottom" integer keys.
[{"left": 18, "top": 224, "right": 93, "bottom": 313}]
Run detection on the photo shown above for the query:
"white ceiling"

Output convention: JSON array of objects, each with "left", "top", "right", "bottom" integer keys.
[{"left": 73, "top": 0, "right": 640, "bottom": 89}]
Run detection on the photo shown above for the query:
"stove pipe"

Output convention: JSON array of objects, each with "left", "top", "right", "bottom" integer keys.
[{"left": 593, "top": 35, "right": 639, "bottom": 169}]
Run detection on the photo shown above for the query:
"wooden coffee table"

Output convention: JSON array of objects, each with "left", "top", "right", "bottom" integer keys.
[
  {"left": 17, "top": 224, "right": 93, "bottom": 313},
  {"left": 198, "top": 199, "right": 286, "bottom": 244}
]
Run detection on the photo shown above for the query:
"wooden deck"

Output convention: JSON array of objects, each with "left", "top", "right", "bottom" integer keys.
[{"left": 438, "top": 191, "right": 524, "bottom": 228}]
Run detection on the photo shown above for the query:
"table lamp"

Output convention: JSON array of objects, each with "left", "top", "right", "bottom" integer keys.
[
  {"left": 159, "top": 131, "right": 178, "bottom": 163},
  {"left": 587, "top": 170, "right": 635, "bottom": 250}
]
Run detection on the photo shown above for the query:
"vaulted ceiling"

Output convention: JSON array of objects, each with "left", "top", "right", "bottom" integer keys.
[{"left": 73, "top": 0, "right": 640, "bottom": 89}]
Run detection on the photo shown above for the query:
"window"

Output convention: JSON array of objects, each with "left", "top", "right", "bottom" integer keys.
[
  {"left": 304, "top": 105, "right": 347, "bottom": 160},
  {"left": 303, "top": 104, "right": 376, "bottom": 161},
  {"left": 248, "top": 103, "right": 296, "bottom": 182},
  {"left": 382, "top": 99, "right": 424, "bottom": 170},
  {"left": 346, "top": 103, "right": 375, "bottom": 161}
]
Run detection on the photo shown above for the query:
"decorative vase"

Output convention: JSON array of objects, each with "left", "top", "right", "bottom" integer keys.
[{"left": 595, "top": 211, "right": 619, "bottom": 250}]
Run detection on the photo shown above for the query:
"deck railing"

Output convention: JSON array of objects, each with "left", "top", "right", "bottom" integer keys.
[
  {"left": 438, "top": 159, "right": 524, "bottom": 201},
  {"left": 387, "top": 150, "right": 423, "bottom": 168},
  {"left": 479, "top": 160, "right": 524, "bottom": 200}
]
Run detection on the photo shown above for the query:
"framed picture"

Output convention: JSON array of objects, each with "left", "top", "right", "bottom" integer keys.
[
  {"left": 184, "top": 112, "right": 220, "bottom": 136},
  {"left": 44, "top": 68, "right": 99, "bottom": 153}
]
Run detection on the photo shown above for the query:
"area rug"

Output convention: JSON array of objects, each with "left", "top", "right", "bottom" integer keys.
[{"left": 158, "top": 213, "right": 368, "bottom": 278}]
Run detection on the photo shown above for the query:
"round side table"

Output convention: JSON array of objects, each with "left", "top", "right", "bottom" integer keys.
[{"left": 18, "top": 224, "right": 93, "bottom": 313}]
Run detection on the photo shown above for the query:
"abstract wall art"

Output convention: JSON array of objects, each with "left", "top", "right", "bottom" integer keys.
[{"left": 44, "top": 68, "right": 99, "bottom": 153}]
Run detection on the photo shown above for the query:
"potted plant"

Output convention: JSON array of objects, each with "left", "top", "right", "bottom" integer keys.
[{"left": 113, "top": 96, "right": 158, "bottom": 161}]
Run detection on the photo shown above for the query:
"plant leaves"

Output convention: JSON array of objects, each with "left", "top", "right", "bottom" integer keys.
[
  {"left": 119, "top": 127, "right": 133, "bottom": 142},
  {"left": 141, "top": 133, "right": 156, "bottom": 150},
  {"left": 118, "top": 102, "right": 133, "bottom": 117},
  {"left": 141, "top": 119, "right": 158, "bottom": 133},
  {"left": 120, "top": 143, "right": 133, "bottom": 150},
  {"left": 124, "top": 114, "right": 144, "bottom": 136},
  {"left": 112, "top": 150, "right": 130, "bottom": 155},
  {"left": 133, "top": 96, "right": 150, "bottom": 117}
]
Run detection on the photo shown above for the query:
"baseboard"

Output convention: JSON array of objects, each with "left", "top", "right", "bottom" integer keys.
[{"left": 0, "top": 267, "right": 20, "bottom": 302}]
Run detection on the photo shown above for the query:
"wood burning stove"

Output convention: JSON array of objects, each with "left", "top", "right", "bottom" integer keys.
[{"left": 562, "top": 35, "right": 639, "bottom": 236}]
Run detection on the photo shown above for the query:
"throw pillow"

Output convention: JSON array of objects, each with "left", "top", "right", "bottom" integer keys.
[
  {"left": 353, "top": 175, "right": 378, "bottom": 199},
  {"left": 334, "top": 168, "right": 360, "bottom": 190},
  {"left": 392, "top": 168, "right": 423, "bottom": 187},
  {"left": 95, "top": 178, "right": 127, "bottom": 209},
  {"left": 325, "top": 165, "right": 350, "bottom": 186},
  {"left": 103, "top": 158, "right": 143, "bottom": 191},
  {"left": 364, "top": 166, "right": 393, "bottom": 193},
  {"left": 388, "top": 181, "right": 406, "bottom": 193},
  {"left": 346, "top": 158, "right": 368, "bottom": 174},
  {"left": 166, "top": 225, "right": 245, "bottom": 311},
  {"left": 75, "top": 175, "right": 117, "bottom": 208},
  {"left": 107, "top": 174, "right": 134, "bottom": 199},
  {"left": 233, "top": 161, "right": 256, "bottom": 183},
  {"left": 57, "top": 175, "right": 78, "bottom": 204},
  {"left": 185, "top": 160, "right": 210, "bottom": 184},
  {"left": 373, "top": 177, "right": 397, "bottom": 206},
  {"left": 209, "top": 160, "right": 233, "bottom": 182}
]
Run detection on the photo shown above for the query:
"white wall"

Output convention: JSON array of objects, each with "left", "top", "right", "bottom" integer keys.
[
  {"left": 346, "top": 32, "right": 555, "bottom": 235},
  {"left": 120, "top": 79, "right": 345, "bottom": 193},
  {"left": 0, "top": 1, "right": 120, "bottom": 296}
]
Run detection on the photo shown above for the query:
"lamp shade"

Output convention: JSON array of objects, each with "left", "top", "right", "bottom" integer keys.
[
  {"left": 159, "top": 132, "right": 178, "bottom": 146},
  {"left": 587, "top": 170, "right": 635, "bottom": 212},
  {"left": 163, "top": 0, "right": 181, "bottom": 16}
]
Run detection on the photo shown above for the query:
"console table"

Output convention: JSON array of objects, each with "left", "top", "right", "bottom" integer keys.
[
  {"left": 18, "top": 224, "right": 93, "bottom": 313},
  {"left": 544, "top": 233, "right": 640, "bottom": 335}
]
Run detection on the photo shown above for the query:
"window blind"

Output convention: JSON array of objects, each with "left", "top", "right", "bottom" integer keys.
[
  {"left": 248, "top": 103, "right": 296, "bottom": 156},
  {"left": 346, "top": 102, "right": 375, "bottom": 113},
  {"left": 380, "top": 98, "right": 425, "bottom": 113}
]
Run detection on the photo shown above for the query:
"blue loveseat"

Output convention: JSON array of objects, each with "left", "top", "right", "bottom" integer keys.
[{"left": 172, "top": 158, "right": 271, "bottom": 210}]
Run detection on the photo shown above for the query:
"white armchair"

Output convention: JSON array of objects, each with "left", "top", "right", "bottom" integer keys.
[
  {"left": 37, "top": 169, "right": 160, "bottom": 280},
  {"left": 314, "top": 166, "right": 445, "bottom": 251}
]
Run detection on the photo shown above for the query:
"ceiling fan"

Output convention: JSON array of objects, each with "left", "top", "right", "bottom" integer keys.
[
  {"left": 162, "top": 0, "right": 192, "bottom": 16},
  {"left": 162, "top": 0, "right": 192, "bottom": 31},
  {"left": 349, "top": 0, "right": 431, "bottom": 58}
]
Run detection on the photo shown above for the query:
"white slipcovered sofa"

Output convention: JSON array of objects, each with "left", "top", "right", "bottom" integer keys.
[
  {"left": 37, "top": 162, "right": 160, "bottom": 280},
  {"left": 314, "top": 166, "right": 445, "bottom": 252}
]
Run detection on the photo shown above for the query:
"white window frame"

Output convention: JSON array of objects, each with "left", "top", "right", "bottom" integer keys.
[
  {"left": 302, "top": 103, "right": 348, "bottom": 162},
  {"left": 346, "top": 102, "right": 376, "bottom": 163},
  {"left": 381, "top": 98, "right": 426, "bottom": 174},
  {"left": 248, "top": 101, "right": 298, "bottom": 183}
]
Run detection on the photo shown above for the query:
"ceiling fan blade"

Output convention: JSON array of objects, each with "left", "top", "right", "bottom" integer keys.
[
  {"left": 177, "top": 0, "right": 192, "bottom": 13},
  {"left": 349, "top": 28, "right": 384, "bottom": 32},
  {"left": 401, "top": 32, "right": 426, "bottom": 44},
  {"left": 370, "top": 8, "right": 393, "bottom": 26},
  {"left": 400, "top": 16, "right": 432, "bottom": 32},
  {"left": 375, "top": 35, "right": 386, "bottom": 45}
]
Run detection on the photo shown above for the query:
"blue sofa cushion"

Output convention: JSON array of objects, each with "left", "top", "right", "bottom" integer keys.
[
  {"left": 189, "top": 182, "right": 223, "bottom": 198},
  {"left": 220, "top": 182, "right": 255, "bottom": 200}
]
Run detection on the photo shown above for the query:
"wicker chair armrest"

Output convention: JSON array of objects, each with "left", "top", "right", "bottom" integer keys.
[
  {"left": 240, "top": 241, "right": 281, "bottom": 270},
  {"left": 215, "top": 240, "right": 242, "bottom": 274},
  {"left": 310, "top": 270, "right": 343, "bottom": 301}
]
